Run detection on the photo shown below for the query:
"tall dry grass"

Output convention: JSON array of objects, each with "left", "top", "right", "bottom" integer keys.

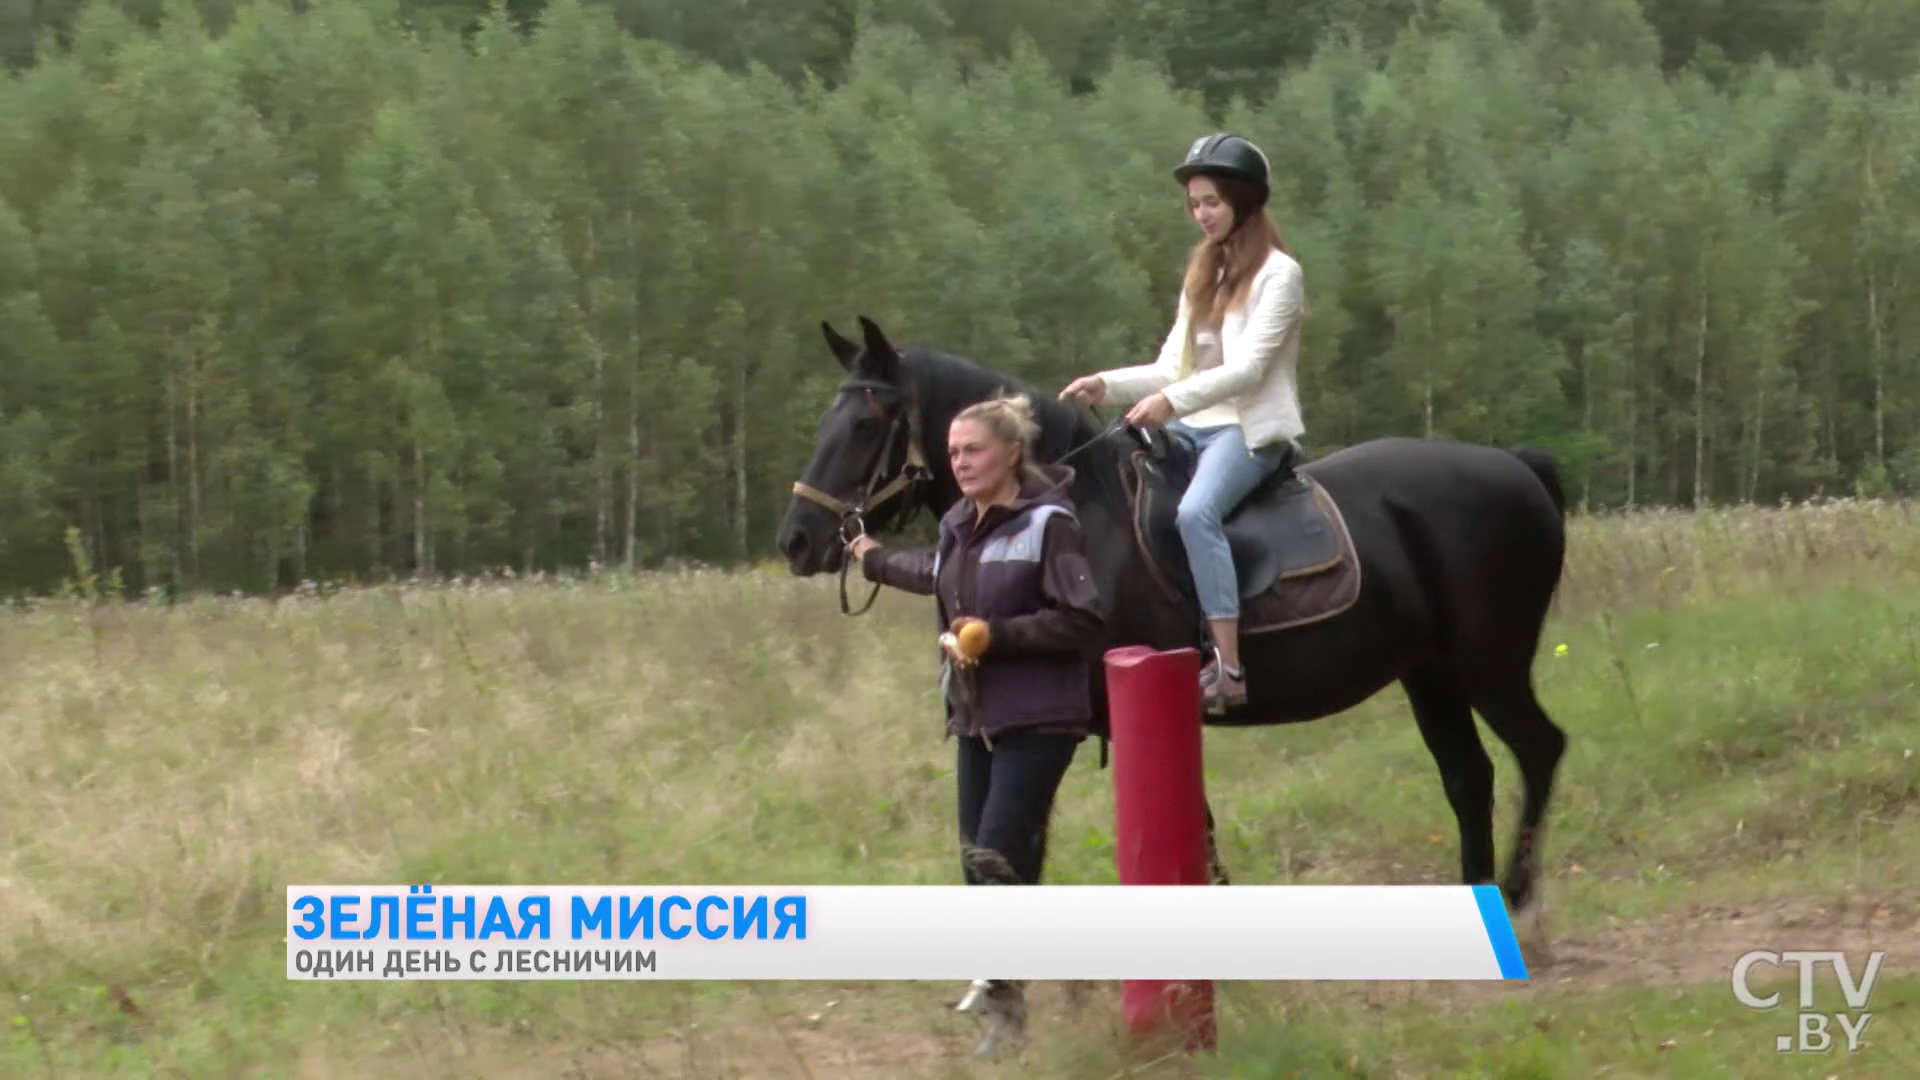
[{"left": 1559, "top": 496, "right": 1920, "bottom": 613}]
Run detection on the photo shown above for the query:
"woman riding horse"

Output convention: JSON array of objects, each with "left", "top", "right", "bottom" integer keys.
[{"left": 1061, "top": 132, "right": 1308, "bottom": 715}]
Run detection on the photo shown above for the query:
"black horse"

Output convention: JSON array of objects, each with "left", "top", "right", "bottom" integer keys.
[{"left": 775, "top": 316, "right": 1569, "bottom": 934}]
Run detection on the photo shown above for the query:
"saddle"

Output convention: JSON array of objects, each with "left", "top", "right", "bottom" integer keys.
[{"left": 1118, "top": 428, "right": 1362, "bottom": 636}]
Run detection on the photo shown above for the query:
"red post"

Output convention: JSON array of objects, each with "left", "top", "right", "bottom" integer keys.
[{"left": 1103, "top": 644, "right": 1218, "bottom": 1053}]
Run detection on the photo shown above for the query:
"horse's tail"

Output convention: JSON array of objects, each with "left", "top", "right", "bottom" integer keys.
[{"left": 1506, "top": 446, "right": 1566, "bottom": 519}]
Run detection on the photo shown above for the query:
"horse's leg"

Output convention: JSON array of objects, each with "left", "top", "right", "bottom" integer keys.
[
  {"left": 1468, "top": 674, "right": 1566, "bottom": 946},
  {"left": 1401, "top": 668, "right": 1498, "bottom": 887}
]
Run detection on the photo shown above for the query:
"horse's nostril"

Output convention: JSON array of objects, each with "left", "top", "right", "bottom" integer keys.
[{"left": 780, "top": 530, "right": 809, "bottom": 562}]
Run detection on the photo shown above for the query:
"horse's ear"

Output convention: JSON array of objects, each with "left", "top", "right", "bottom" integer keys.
[
  {"left": 821, "top": 321, "right": 860, "bottom": 371},
  {"left": 856, "top": 315, "right": 899, "bottom": 383}
]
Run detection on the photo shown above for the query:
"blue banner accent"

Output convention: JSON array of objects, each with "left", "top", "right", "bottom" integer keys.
[{"left": 1471, "top": 884, "right": 1529, "bottom": 980}]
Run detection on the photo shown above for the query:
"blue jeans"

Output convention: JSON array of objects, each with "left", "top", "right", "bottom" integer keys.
[{"left": 1168, "top": 421, "right": 1294, "bottom": 621}]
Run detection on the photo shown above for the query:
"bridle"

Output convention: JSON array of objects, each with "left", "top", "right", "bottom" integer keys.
[
  {"left": 791, "top": 375, "right": 1135, "bottom": 617},
  {"left": 789, "top": 377, "right": 932, "bottom": 615}
]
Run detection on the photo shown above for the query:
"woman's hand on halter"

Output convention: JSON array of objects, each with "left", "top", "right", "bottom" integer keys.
[
  {"left": 1059, "top": 375, "right": 1107, "bottom": 406},
  {"left": 1124, "top": 392, "right": 1174, "bottom": 428},
  {"left": 849, "top": 535, "right": 882, "bottom": 561}
]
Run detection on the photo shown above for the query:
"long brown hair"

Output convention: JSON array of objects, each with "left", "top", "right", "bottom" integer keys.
[{"left": 1179, "top": 173, "right": 1296, "bottom": 330}]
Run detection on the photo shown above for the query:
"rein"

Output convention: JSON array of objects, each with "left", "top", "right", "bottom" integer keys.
[
  {"left": 789, "top": 378, "right": 932, "bottom": 615},
  {"left": 1056, "top": 409, "right": 1130, "bottom": 467}
]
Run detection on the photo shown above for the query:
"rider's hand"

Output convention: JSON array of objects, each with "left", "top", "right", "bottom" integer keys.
[
  {"left": 1125, "top": 392, "right": 1174, "bottom": 428},
  {"left": 849, "top": 535, "right": 882, "bottom": 561},
  {"left": 1060, "top": 375, "right": 1107, "bottom": 406}
]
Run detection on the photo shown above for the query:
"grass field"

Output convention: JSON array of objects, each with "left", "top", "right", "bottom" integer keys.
[{"left": 3, "top": 499, "right": 1918, "bottom": 1078}]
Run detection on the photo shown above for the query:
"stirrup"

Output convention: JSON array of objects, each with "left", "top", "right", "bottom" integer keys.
[{"left": 1201, "top": 650, "right": 1246, "bottom": 714}]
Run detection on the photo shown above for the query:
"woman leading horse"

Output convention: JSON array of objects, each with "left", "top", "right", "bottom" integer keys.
[{"left": 849, "top": 391, "right": 1104, "bottom": 1058}]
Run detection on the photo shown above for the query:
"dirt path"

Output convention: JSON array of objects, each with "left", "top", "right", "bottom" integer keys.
[
  {"left": 1434, "top": 888, "right": 1920, "bottom": 1007},
  {"left": 316, "top": 889, "right": 1920, "bottom": 1079}
]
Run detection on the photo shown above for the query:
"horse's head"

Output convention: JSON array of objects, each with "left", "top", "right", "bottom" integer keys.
[{"left": 777, "top": 316, "right": 938, "bottom": 576}]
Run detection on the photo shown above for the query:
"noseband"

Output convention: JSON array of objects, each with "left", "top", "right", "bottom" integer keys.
[{"left": 790, "top": 378, "right": 931, "bottom": 614}]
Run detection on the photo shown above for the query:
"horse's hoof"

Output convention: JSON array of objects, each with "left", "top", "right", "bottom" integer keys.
[
  {"left": 1509, "top": 899, "right": 1554, "bottom": 971},
  {"left": 1510, "top": 894, "right": 1547, "bottom": 936}
]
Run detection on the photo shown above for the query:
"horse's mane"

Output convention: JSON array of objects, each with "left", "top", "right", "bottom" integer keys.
[{"left": 895, "top": 345, "right": 1135, "bottom": 514}]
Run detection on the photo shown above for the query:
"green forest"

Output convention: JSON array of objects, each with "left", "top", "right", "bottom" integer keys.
[{"left": 1, "top": 0, "right": 1917, "bottom": 596}]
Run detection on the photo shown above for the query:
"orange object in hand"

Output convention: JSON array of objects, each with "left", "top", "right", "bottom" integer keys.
[{"left": 955, "top": 618, "right": 990, "bottom": 658}]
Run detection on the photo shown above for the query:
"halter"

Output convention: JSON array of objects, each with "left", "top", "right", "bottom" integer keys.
[
  {"left": 789, "top": 377, "right": 932, "bottom": 615},
  {"left": 793, "top": 378, "right": 1133, "bottom": 618}
]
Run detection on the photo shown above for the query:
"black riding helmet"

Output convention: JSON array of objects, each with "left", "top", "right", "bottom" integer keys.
[{"left": 1173, "top": 133, "right": 1271, "bottom": 208}]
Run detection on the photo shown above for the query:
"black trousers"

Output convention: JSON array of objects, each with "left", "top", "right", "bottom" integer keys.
[{"left": 955, "top": 731, "right": 1081, "bottom": 886}]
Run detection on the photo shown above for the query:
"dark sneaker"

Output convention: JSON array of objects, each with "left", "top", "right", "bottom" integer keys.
[{"left": 955, "top": 978, "right": 1027, "bottom": 1059}]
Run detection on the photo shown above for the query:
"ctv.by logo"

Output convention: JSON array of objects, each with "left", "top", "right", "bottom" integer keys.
[{"left": 1731, "top": 950, "right": 1885, "bottom": 1053}]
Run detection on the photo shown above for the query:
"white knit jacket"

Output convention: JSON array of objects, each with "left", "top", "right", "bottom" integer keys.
[{"left": 1099, "top": 245, "right": 1307, "bottom": 452}]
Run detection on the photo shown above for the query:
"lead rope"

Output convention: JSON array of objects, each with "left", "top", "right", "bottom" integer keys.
[{"left": 836, "top": 513, "right": 885, "bottom": 616}]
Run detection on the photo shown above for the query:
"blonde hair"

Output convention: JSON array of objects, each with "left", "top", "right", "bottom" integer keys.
[{"left": 954, "top": 391, "right": 1045, "bottom": 482}]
